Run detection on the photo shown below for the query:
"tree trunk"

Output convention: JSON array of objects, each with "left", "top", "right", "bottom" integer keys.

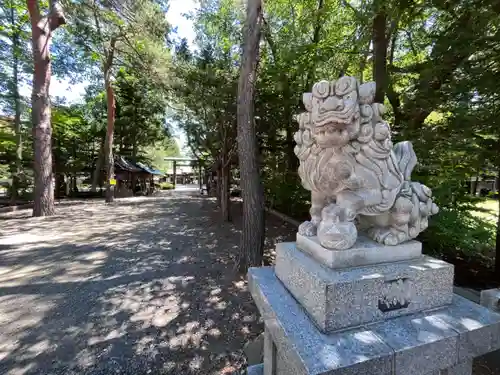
[
  {"left": 104, "top": 71, "right": 115, "bottom": 203},
  {"left": 132, "top": 139, "right": 137, "bottom": 158},
  {"left": 65, "top": 174, "right": 70, "bottom": 196},
  {"left": 54, "top": 172, "right": 64, "bottom": 199},
  {"left": 10, "top": 6, "right": 22, "bottom": 206},
  {"left": 495, "top": 167, "right": 500, "bottom": 280},
  {"left": 358, "top": 38, "right": 371, "bottom": 84},
  {"left": 71, "top": 173, "right": 77, "bottom": 194},
  {"left": 220, "top": 165, "right": 230, "bottom": 221},
  {"left": 284, "top": 82, "right": 298, "bottom": 177},
  {"left": 27, "top": 0, "right": 66, "bottom": 216},
  {"left": 236, "top": 0, "right": 265, "bottom": 273},
  {"left": 215, "top": 162, "right": 222, "bottom": 206},
  {"left": 372, "top": 9, "right": 388, "bottom": 103},
  {"left": 91, "top": 141, "right": 104, "bottom": 192},
  {"left": 220, "top": 150, "right": 231, "bottom": 222},
  {"left": 473, "top": 166, "right": 481, "bottom": 196}
]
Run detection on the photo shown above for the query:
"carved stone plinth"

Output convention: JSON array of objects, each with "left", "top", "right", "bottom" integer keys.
[
  {"left": 248, "top": 264, "right": 500, "bottom": 375},
  {"left": 275, "top": 242, "right": 453, "bottom": 333},
  {"left": 246, "top": 240, "right": 500, "bottom": 375},
  {"left": 296, "top": 233, "right": 422, "bottom": 269}
]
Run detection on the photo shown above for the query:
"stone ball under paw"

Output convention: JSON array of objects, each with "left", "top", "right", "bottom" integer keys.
[
  {"left": 318, "top": 220, "right": 357, "bottom": 250},
  {"left": 298, "top": 221, "right": 317, "bottom": 237}
]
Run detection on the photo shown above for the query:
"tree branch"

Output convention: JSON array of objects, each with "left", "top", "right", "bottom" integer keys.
[
  {"left": 92, "top": 0, "right": 105, "bottom": 55},
  {"left": 405, "top": 30, "right": 418, "bottom": 57},
  {"left": 48, "top": 0, "right": 66, "bottom": 31},
  {"left": 342, "top": 0, "right": 364, "bottom": 20},
  {"left": 261, "top": 16, "right": 278, "bottom": 63}
]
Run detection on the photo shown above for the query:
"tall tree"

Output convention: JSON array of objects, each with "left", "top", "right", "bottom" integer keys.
[
  {"left": 236, "top": 0, "right": 264, "bottom": 272},
  {"left": 67, "top": 0, "right": 170, "bottom": 202},
  {"left": 170, "top": 0, "right": 241, "bottom": 222},
  {"left": 26, "top": 0, "right": 66, "bottom": 216},
  {"left": 0, "top": 1, "right": 31, "bottom": 204},
  {"left": 9, "top": 4, "right": 23, "bottom": 205}
]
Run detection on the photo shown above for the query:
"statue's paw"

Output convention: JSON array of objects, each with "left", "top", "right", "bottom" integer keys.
[
  {"left": 409, "top": 226, "right": 419, "bottom": 238},
  {"left": 397, "top": 231, "right": 407, "bottom": 243},
  {"left": 311, "top": 216, "right": 321, "bottom": 227},
  {"left": 383, "top": 233, "right": 400, "bottom": 246},
  {"left": 298, "top": 221, "right": 317, "bottom": 237},
  {"left": 368, "top": 228, "right": 402, "bottom": 246}
]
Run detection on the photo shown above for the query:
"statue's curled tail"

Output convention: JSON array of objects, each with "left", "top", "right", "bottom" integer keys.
[{"left": 366, "top": 141, "right": 439, "bottom": 245}]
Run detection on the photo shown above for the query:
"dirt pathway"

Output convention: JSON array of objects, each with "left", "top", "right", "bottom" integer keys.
[{"left": 0, "top": 193, "right": 295, "bottom": 375}]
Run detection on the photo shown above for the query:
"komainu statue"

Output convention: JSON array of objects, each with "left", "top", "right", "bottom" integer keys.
[{"left": 294, "top": 76, "right": 438, "bottom": 249}]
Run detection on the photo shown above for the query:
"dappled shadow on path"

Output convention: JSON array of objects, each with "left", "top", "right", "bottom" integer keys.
[{"left": 0, "top": 194, "right": 295, "bottom": 375}]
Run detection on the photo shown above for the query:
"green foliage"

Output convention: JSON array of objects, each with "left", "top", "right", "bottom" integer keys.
[
  {"left": 0, "top": 164, "right": 10, "bottom": 181},
  {"left": 0, "top": 0, "right": 31, "bottom": 114},
  {"left": 158, "top": 182, "right": 174, "bottom": 190},
  {"left": 143, "top": 138, "right": 181, "bottom": 171},
  {"left": 63, "top": 0, "right": 172, "bottom": 85},
  {"left": 168, "top": 0, "right": 500, "bottom": 263},
  {"left": 52, "top": 104, "right": 97, "bottom": 174},
  {"left": 419, "top": 207, "right": 495, "bottom": 257},
  {"left": 114, "top": 69, "right": 170, "bottom": 157},
  {"left": 49, "top": 80, "right": 179, "bottom": 179},
  {"left": 0, "top": 118, "right": 15, "bottom": 164}
]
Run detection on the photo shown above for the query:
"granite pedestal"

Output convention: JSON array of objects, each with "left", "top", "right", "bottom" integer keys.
[
  {"left": 247, "top": 239, "right": 500, "bottom": 375},
  {"left": 275, "top": 242, "right": 454, "bottom": 332},
  {"left": 296, "top": 234, "right": 422, "bottom": 269}
]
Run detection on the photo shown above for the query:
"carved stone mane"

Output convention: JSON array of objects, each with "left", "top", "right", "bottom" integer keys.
[{"left": 294, "top": 76, "right": 438, "bottom": 249}]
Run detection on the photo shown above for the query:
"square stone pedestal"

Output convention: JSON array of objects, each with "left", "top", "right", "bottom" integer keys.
[
  {"left": 296, "top": 234, "right": 422, "bottom": 269},
  {"left": 275, "top": 242, "right": 454, "bottom": 333},
  {"left": 248, "top": 267, "right": 500, "bottom": 375}
]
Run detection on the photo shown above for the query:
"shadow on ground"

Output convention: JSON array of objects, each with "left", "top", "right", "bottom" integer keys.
[{"left": 0, "top": 193, "right": 295, "bottom": 375}]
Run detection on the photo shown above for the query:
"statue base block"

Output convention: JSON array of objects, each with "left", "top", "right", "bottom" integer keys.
[
  {"left": 275, "top": 242, "right": 454, "bottom": 332},
  {"left": 249, "top": 267, "right": 500, "bottom": 375},
  {"left": 296, "top": 233, "right": 422, "bottom": 269}
]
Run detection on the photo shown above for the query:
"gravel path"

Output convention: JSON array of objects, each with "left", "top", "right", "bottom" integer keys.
[
  {"left": 0, "top": 192, "right": 296, "bottom": 375},
  {"left": 1, "top": 192, "right": 498, "bottom": 375}
]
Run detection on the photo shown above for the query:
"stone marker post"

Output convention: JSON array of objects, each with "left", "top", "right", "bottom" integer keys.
[{"left": 247, "top": 77, "right": 500, "bottom": 375}]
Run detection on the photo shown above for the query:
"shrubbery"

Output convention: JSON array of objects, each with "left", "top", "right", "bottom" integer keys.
[{"left": 419, "top": 207, "right": 495, "bottom": 257}]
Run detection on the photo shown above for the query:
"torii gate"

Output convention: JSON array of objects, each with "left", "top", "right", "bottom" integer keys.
[{"left": 163, "top": 156, "right": 204, "bottom": 190}]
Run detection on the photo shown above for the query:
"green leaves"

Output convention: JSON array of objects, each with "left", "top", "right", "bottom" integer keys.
[{"left": 167, "top": 0, "right": 500, "bottom": 259}]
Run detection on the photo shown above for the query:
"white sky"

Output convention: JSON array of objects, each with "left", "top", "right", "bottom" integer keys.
[{"left": 167, "top": 0, "right": 197, "bottom": 48}]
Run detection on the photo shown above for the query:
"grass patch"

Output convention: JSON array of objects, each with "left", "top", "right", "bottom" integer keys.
[
  {"left": 158, "top": 182, "right": 174, "bottom": 190},
  {"left": 471, "top": 199, "right": 499, "bottom": 223}
]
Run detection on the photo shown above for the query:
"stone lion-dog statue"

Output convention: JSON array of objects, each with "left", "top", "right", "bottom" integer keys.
[{"left": 294, "top": 76, "right": 438, "bottom": 250}]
